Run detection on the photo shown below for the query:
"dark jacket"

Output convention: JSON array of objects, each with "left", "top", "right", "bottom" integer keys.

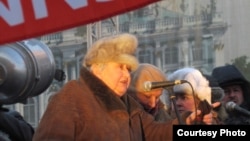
[
  {"left": 33, "top": 67, "right": 180, "bottom": 141},
  {"left": 0, "top": 107, "right": 34, "bottom": 141},
  {"left": 212, "top": 65, "right": 250, "bottom": 124}
]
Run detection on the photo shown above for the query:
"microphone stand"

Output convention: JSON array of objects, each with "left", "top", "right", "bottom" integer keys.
[{"left": 166, "top": 87, "right": 185, "bottom": 125}]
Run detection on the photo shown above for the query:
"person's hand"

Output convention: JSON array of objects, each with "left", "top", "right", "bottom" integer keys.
[
  {"left": 211, "top": 101, "right": 221, "bottom": 109},
  {"left": 185, "top": 110, "right": 200, "bottom": 124},
  {"left": 202, "top": 101, "right": 221, "bottom": 125},
  {"left": 202, "top": 112, "right": 213, "bottom": 125},
  {"left": 185, "top": 101, "right": 221, "bottom": 125},
  {"left": 185, "top": 110, "right": 213, "bottom": 125}
]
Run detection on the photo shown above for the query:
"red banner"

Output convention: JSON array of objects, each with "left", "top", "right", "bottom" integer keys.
[{"left": 0, "top": 0, "right": 159, "bottom": 45}]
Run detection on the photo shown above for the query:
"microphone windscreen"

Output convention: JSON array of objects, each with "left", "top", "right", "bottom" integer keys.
[
  {"left": 143, "top": 81, "right": 152, "bottom": 92},
  {"left": 211, "top": 87, "right": 224, "bottom": 103},
  {"left": 225, "top": 101, "right": 236, "bottom": 111}
]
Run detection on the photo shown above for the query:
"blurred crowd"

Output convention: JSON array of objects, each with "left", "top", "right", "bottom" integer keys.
[{"left": 129, "top": 63, "right": 250, "bottom": 125}]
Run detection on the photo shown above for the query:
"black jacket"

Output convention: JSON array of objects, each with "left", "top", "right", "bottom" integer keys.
[
  {"left": 0, "top": 107, "right": 34, "bottom": 141},
  {"left": 212, "top": 65, "right": 250, "bottom": 124}
]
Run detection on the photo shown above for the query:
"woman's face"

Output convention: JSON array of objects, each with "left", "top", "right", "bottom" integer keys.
[
  {"left": 172, "top": 93, "right": 196, "bottom": 114},
  {"left": 92, "top": 62, "right": 131, "bottom": 97}
]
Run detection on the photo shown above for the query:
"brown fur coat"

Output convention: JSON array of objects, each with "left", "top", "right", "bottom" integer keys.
[{"left": 33, "top": 67, "right": 180, "bottom": 141}]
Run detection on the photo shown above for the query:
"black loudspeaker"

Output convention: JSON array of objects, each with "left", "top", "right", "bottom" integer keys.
[{"left": 0, "top": 39, "right": 56, "bottom": 104}]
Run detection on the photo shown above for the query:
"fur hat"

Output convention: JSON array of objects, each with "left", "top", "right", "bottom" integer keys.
[
  {"left": 83, "top": 33, "right": 139, "bottom": 71},
  {"left": 129, "top": 63, "right": 167, "bottom": 93},
  {"left": 168, "top": 68, "right": 211, "bottom": 104}
]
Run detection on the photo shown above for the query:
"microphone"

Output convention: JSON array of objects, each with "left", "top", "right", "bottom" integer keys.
[
  {"left": 225, "top": 101, "right": 250, "bottom": 117},
  {"left": 144, "top": 80, "right": 187, "bottom": 92}
]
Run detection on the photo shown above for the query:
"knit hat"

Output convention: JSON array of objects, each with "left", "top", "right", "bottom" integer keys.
[
  {"left": 129, "top": 63, "right": 167, "bottom": 93},
  {"left": 168, "top": 68, "right": 211, "bottom": 104},
  {"left": 83, "top": 33, "right": 139, "bottom": 71}
]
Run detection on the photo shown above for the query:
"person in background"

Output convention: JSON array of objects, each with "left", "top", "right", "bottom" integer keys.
[
  {"left": 128, "top": 63, "right": 171, "bottom": 122},
  {"left": 212, "top": 64, "right": 250, "bottom": 124},
  {"left": 167, "top": 67, "right": 221, "bottom": 125},
  {"left": 0, "top": 105, "right": 34, "bottom": 141},
  {"left": 33, "top": 33, "right": 215, "bottom": 141}
]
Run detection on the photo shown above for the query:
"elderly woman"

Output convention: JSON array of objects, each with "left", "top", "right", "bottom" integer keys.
[{"left": 33, "top": 33, "right": 214, "bottom": 141}]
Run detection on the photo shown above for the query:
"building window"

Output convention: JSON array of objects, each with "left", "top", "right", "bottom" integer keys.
[
  {"left": 138, "top": 48, "right": 153, "bottom": 63},
  {"left": 164, "top": 46, "right": 178, "bottom": 65},
  {"left": 192, "top": 46, "right": 202, "bottom": 61},
  {"left": 202, "top": 37, "right": 214, "bottom": 63},
  {"left": 40, "top": 32, "right": 62, "bottom": 44},
  {"left": 23, "top": 98, "right": 36, "bottom": 127}
]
